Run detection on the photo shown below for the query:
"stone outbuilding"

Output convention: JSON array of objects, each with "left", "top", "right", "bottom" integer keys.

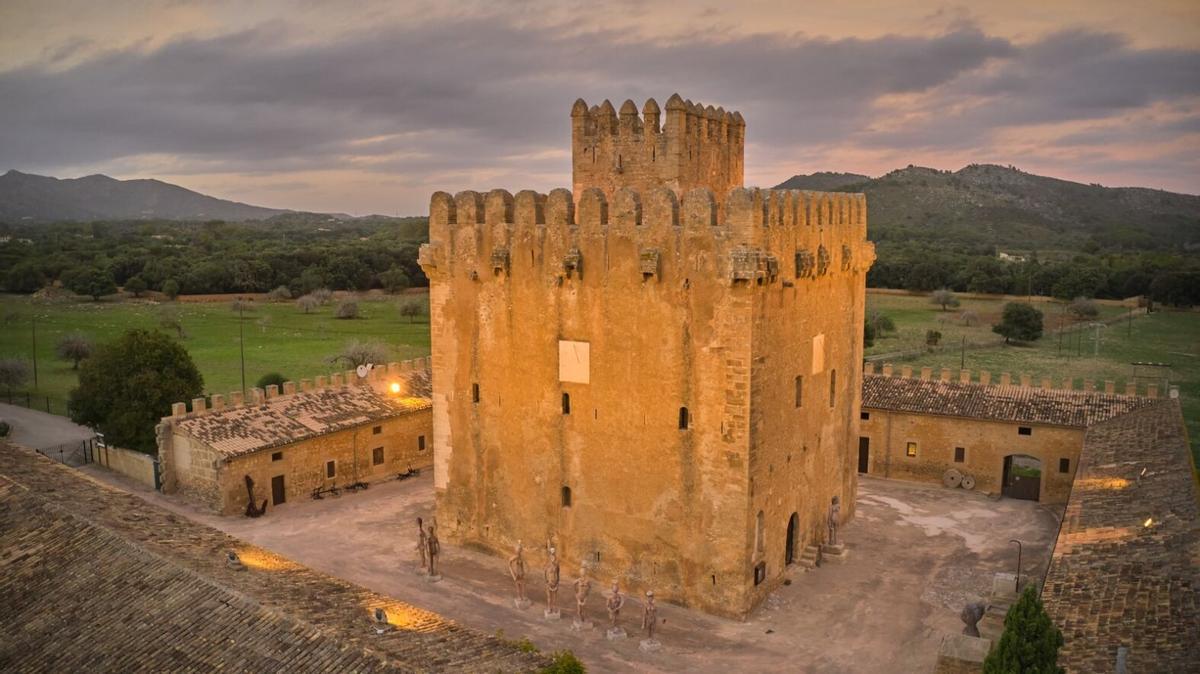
[{"left": 157, "top": 360, "right": 433, "bottom": 515}]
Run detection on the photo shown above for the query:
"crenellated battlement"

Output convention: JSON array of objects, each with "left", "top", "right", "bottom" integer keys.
[
  {"left": 572, "top": 94, "right": 744, "bottom": 214},
  {"left": 420, "top": 186, "right": 872, "bottom": 287}
]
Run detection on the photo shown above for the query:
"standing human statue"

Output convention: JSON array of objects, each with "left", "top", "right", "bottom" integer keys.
[
  {"left": 573, "top": 563, "right": 592, "bottom": 626},
  {"left": 508, "top": 540, "right": 529, "bottom": 608},
  {"left": 641, "top": 590, "right": 658, "bottom": 639},
  {"left": 416, "top": 516, "right": 427, "bottom": 572},
  {"left": 425, "top": 520, "right": 441, "bottom": 580},
  {"left": 606, "top": 580, "right": 626, "bottom": 633},
  {"left": 827, "top": 495, "right": 842, "bottom": 547},
  {"left": 543, "top": 545, "right": 561, "bottom": 618}
]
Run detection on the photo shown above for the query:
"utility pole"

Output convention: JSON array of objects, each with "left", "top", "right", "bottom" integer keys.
[
  {"left": 960, "top": 335, "right": 966, "bottom": 370},
  {"left": 238, "top": 298, "right": 247, "bottom": 394},
  {"left": 31, "top": 314, "right": 38, "bottom": 390},
  {"left": 1127, "top": 307, "right": 1132, "bottom": 339}
]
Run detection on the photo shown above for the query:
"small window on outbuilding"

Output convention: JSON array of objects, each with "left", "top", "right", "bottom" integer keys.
[
  {"left": 1059, "top": 458, "right": 1070, "bottom": 473},
  {"left": 372, "top": 425, "right": 382, "bottom": 435},
  {"left": 418, "top": 435, "right": 426, "bottom": 451},
  {"left": 561, "top": 486, "right": 572, "bottom": 507},
  {"left": 562, "top": 392, "right": 571, "bottom": 415},
  {"left": 372, "top": 447, "right": 384, "bottom": 465},
  {"left": 325, "top": 460, "right": 336, "bottom": 478},
  {"left": 860, "top": 411, "right": 870, "bottom": 421},
  {"left": 271, "top": 451, "right": 283, "bottom": 462},
  {"left": 954, "top": 447, "right": 965, "bottom": 463},
  {"left": 679, "top": 406, "right": 690, "bottom": 430},
  {"left": 1018, "top": 426, "right": 1032, "bottom": 436},
  {"left": 472, "top": 383, "right": 480, "bottom": 403},
  {"left": 794, "top": 375, "right": 803, "bottom": 408},
  {"left": 906, "top": 442, "right": 918, "bottom": 458}
]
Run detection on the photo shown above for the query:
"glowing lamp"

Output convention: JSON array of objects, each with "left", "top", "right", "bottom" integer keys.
[
  {"left": 390, "top": 382, "right": 401, "bottom": 394},
  {"left": 1143, "top": 517, "right": 1153, "bottom": 528}
]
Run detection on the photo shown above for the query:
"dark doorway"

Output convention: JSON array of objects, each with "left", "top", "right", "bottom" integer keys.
[
  {"left": 785, "top": 513, "right": 799, "bottom": 565},
  {"left": 858, "top": 437, "right": 870, "bottom": 473},
  {"left": 1001, "top": 455, "right": 1041, "bottom": 501},
  {"left": 271, "top": 474, "right": 286, "bottom": 506}
]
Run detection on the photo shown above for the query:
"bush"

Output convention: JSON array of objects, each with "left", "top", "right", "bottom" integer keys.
[
  {"left": 379, "top": 267, "right": 411, "bottom": 294},
  {"left": 312, "top": 288, "right": 334, "bottom": 305},
  {"left": 993, "top": 303, "right": 1044, "bottom": 344},
  {"left": 867, "top": 310, "right": 896, "bottom": 336},
  {"left": 69, "top": 329, "right": 203, "bottom": 454},
  {"left": 864, "top": 322, "right": 875, "bottom": 348},
  {"left": 0, "top": 421, "right": 10, "bottom": 438},
  {"left": 0, "top": 359, "right": 30, "bottom": 395},
  {"left": 159, "top": 307, "right": 187, "bottom": 339},
  {"left": 960, "top": 310, "right": 980, "bottom": 326},
  {"left": 540, "top": 650, "right": 586, "bottom": 674},
  {"left": 124, "top": 275, "right": 148, "bottom": 297},
  {"left": 983, "top": 586, "right": 1064, "bottom": 674},
  {"left": 256, "top": 372, "right": 288, "bottom": 390},
  {"left": 56, "top": 333, "right": 94, "bottom": 369},
  {"left": 330, "top": 340, "right": 389, "bottom": 368},
  {"left": 399, "top": 299, "right": 424, "bottom": 323},
  {"left": 1066, "top": 297, "right": 1098, "bottom": 320},
  {"left": 296, "top": 295, "right": 319, "bottom": 314},
  {"left": 268, "top": 285, "right": 293, "bottom": 301},
  {"left": 925, "top": 329, "right": 942, "bottom": 347},
  {"left": 335, "top": 299, "right": 359, "bottom": 319},
  {"left": 162, "top": 278, "right": 181, "bottom": 300},
  {"left": 230, "top": 298, "right": 255, "bottom": 313}
]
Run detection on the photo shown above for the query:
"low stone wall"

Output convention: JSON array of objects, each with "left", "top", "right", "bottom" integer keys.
[
  {"left": 867, "top": 287, "right": 1141, "bottom": 307},
  {"left": 95, "top": 445, "right": 157, "bottom": 489}
]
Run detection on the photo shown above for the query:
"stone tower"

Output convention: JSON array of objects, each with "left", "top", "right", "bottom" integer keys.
[
  {"left": 571, "top": 94, "right": 744, "bottom": 214},
  {"left": 419, "top": 95, "right": 873, "bottom": 618}
]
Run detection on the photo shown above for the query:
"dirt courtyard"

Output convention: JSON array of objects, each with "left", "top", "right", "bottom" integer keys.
[{"left": 89, "top": 470, "right": 1060, "bottom": 673}]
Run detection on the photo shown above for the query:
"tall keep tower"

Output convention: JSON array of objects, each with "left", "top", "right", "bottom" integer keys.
[
  {"left": 571, "top": 94, "right": 744, "bottom": 213},
  {"left": 419, "top": 95, "right": 872, "bottom": 619}
]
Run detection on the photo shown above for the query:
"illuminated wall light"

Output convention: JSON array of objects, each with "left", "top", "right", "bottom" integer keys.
[
  {"left": 1143, "top": 517, "right": 1154, "bottom": 528},
  {"left": 390, "top": 382, "right": 402, "bottom": 394}
]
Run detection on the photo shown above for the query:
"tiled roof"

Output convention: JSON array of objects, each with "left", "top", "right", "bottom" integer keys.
[
  {"left": 1041, "top": 401, "right": 1200, "bottom": 672},
  {"left": 0, "top": 443, "right": 549, "bottom": 672},
  {"left": 861, "top": 374, "right": 1155, "bottom": 428},
  {"left": 176, "top": 370, "right": 432, "bottom": 459}
]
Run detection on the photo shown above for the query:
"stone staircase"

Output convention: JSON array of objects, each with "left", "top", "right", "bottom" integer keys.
[{"left": 798, "top": 544, "right": 821, "bottom": 569}]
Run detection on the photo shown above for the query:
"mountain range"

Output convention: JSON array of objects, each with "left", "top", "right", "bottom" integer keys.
[
  {"left": 0, "top": 170, "right": 292, "bottom": 222},
  {"left": 775, "top": 164, "right": 1199, "bottom": 251}
]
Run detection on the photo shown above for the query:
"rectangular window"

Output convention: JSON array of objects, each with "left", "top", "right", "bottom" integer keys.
[
  {"left": 906, "top": 442, "right": 917, "bottom": 458},
  {"left": 418, "top": 435, "right": 426, "bottom": 452},
  {"left": 794, "top": 375, "right": 803, "bottom": 408},
  {"left": 372, "top": 425, "right": 382, "bottom": 435},
  {"left": 372, "top": 447, "right": 384, "bottom": 465},
  {"left": 271, "top": 451, "right": 283, "bottom": 462},
  {"left": 561, "top": 486, "right": 572, "bottom": 507},
  {"left": 562, "top": 392, "right": 571, "bottom": 415},
  {"left": 1059, "top": 458, "right": 1070, "bottom": 473},
  {"left": 860, "top": 411, "right": 870, "bottom": 421},
  {"left": 325, "top": 460, "right": 336, "bottom": 478},
  {"left": 1018, "top": 426, "right": 1032, "bottom": 436},
  {"left": 754, "top": 561, "right": 767, "bottom": 586},
  {"left": 954, "top": 447, "right": 965, "bottom": 463},
  {"left": 472, "top": 383, "right": 480, "bottom": 403},
  {"left": 829, "top": 369, "right": 837, "bottom": 407}
]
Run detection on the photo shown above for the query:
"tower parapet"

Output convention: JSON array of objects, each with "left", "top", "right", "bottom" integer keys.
[{"left": 572, "top": 94, "right": 744, "bottom": 215}]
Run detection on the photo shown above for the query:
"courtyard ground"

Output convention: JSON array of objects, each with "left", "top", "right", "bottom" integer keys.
[{"left": 84, "top": 468, "right": 1060, "bottom": 673}]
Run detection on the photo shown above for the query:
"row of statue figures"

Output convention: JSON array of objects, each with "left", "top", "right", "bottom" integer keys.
[{"left": 413, "top": 518, "right": 659, "bottom": 648}]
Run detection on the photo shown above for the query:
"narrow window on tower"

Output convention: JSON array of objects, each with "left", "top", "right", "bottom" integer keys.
[
  {"left": 829, "top": 369, "right": 837, "bottom": 407},
  {"left": 472, "top": 383, "right": 480, "bottom": 404},
  {"left": 1059, "top": 458, "right": 1070, "bottom": 473},
  {"left": 562, "top": 392, "right": 571, "bottom": 415},
  {"left": 794, "top": 375, "right": 803, "bottom": 408},
  {"left": 679, "top": 407, "right": 690, "bottom": 430},
  {"left": 561, "top": 486, "right": 572, "bottom": 507}
]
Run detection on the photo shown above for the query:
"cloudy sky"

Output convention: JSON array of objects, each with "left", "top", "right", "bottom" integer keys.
[{"left": 1, "top": 0, "right": 1197, "bottom": 215}]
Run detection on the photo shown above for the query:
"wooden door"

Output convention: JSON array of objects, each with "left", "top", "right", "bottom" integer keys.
[{"left": 271, "top": 474, "right": 286, "bottom": 505}]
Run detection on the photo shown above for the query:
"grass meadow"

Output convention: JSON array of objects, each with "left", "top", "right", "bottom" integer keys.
[{"left": 0, "top": 293, "right": 431, "bottom": 414}]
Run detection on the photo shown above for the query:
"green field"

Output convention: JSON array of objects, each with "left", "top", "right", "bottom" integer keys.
[
  {"left": 0, "top": 294, "right": 431, "bottom": 414},
  {"left": 868, "top": 293, "right": 1200, "bottom": 463}
]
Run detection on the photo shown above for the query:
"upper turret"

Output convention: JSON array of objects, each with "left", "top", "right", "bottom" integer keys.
[{"left": 571, "top": 93, "right": 745, "bottom": 215}]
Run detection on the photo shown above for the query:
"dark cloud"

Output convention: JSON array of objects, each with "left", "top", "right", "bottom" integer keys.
[{"left": 0, "top": 15, "right": 1196, "bottom": 211}]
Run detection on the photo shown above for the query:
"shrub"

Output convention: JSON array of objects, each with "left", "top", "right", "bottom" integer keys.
[
  {"left": 379, "top": 267, "right": 411, "bottom": 294},
  {"left": 69, "top": 329, "right": 203, "bottom": 454},
  {"left": 0, "top": 359, "right": 30, "bottom": 396},
  {"left": 960, "top": 310, "right": 980, "bottom": 326},
  {"left": 56, "top": 333, "right": 94, "bottom": 369},
  {"left": 256, "top": 372, "right": 288, "bottom": 390},
  {"left": 399, "top": 299, "right": 424, "bottom": 323},
  {"left": 983, "top": 585, "right": 1064, "bottom": 674},
  {"left": 162, "top": 278, "right": 181, "bottom": 300},
  {"left": 268, "top": 285, "right": 293, "bottom": 301},
  {"left": 159, "top": 307, "right": 187, "bottom": 339},
  {"left": 335, "top": 299, "right": 359, "bottom": 320},
  {"left": 993, "top": 303, "right": 1044, "bottom": 344},
  {"left": 1066, "top": 297, "right": 1098, "bottom": 320},
  {"left": 296, "top": 295, "right": 319, "bottom": 314},
  {"left": 230, "top": 298, "right": 255, "bottom": 313},
  {"left": 330, "top": 340, "right": 389, "bottom": 368},
  {"left": 925, "top": 329, "right": 942, "bottom": 347},
  {"left": 0, "top": 421, "right": 10, "bottom": 437},
  {"left": 540, "top": 650, "right": 586, "bottom": 674},
  {"left": 864, "top": 322, "right": 875, "bottom": 348},
  {"left": 313, "top": 288, "right": 334, "bottom": 305},
  {"left": 867, "top": 310, "right": 896, "bottom": 336}
]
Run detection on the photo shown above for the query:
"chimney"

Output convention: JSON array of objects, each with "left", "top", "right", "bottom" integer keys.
[
  {"left": 172, "top": 402, "right": 187, "bottom": 418},
  {"left": 330, "top": 373, "right": 343, "bottom": 387},
  {"left": 265, "top": 384, "right": 279, "bottom": 399},
  {"left": 882, "top": 363, "right": 894, "bottom": 377},
  {"left": 1104, "top": 381, "right": 1116, "bottom": 394},
  {"left": 1124, "top": 382, "right": 1137, "bottom": 396},
  {"left": 191, "top": 397, "right": 206, "bottom": 415},
  {"left": 315, "top": 375, "right": 328, "bottom": 389},
  {"left": 1040, "top": 378, "right": 1052, "bottom": 390},
  {"left": 1000, "top": 373, "right": 1012, "bottom": 386},
  {"left": 1062, "top": 378, "right": 1073, "bottom": 391},
  {"left": 283, "top": 381, "right": 296, "bottom": 396},
  {"left": 230, "top": 391, "right": 244, "bottom": 407},
  {"left": 1146, "top": 384, "right": 1158, "bottom": 398},
  {"left": 919, "top": 367, "right": 932, "bottom": 381},
  {"left": 979, "top": 371, "right": 991, "bottom": 386},
  {"left": 959, "top": 369, "right": 971, "bottom": 384},
  {"left": 863, "top": 362, "right": 876, "bottom": 375},
  {"left": 1083, "top": 380, "right": 1095, "bottom": 392},
  {"left": 901, "top": 365, "right": 913, "bottom": 379},
  {"left": 301, "top": 379, "right": 312, "bottom": 392},
  {"left": 1019, "top": 374, "right": 1032, "bottom": 388},
  {"left": 940, "top": 368, "right": 952, "bottom": 383},
  {"left": 211, "top": 394, "right": 225, "bottom": 411},
  {"left": 251, "top": 387, "right": 265, "bottom": 404}
]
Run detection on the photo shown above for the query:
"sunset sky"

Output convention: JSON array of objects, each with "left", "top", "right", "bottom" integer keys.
[{"left": 2, "top": 0, "right": 1197, "bottom": 215}]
